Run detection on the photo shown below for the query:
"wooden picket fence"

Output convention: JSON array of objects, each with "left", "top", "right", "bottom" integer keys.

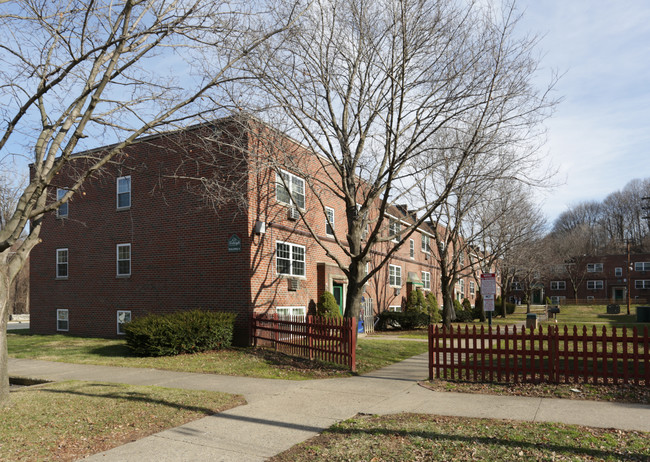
[
  {"left": 252, "top": 314, "right": 357, "bottom": 371},
  {"left": 428, "top": 324, "right": 649, "bottom": 385}
]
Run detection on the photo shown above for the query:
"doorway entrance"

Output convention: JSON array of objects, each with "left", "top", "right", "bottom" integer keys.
[
  {"left": 333, "top": 283, "right": 344, "bottom": 316},
  {"left": 612, "top": 287, "right": 625, "bottom": 303}
]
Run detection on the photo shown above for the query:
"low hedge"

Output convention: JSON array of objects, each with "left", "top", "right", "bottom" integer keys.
[
  {"left": 376, "top": 311, "right": 430, "bottom": 330},
  {"left": 124, "top": 310, "right": 236, "bottom": 357}
]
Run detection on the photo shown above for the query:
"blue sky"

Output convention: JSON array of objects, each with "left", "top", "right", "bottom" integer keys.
[{"left": 516, "top": 0, "right": 650, "bottom": 224}]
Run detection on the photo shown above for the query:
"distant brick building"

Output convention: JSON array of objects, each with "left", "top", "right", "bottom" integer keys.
[
  {"left": 509, "top": 253, "right": 650, "bottom": 306},
  {"left": 30, "top": 117, "right": 479, "bottom": 342}
]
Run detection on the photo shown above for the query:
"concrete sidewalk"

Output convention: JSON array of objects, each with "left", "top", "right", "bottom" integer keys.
[{"left": 8, "top": 355, "right": 650, "bottom": 461}]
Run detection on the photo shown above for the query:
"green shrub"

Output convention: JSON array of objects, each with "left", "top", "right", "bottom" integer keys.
[
  {"left": 453, "top": 298, "right": 473, "bottom": 323},
  {"left": 473, "top": 290, "right": 485, "bottom": 321},
  {"left": 317, "top": 291, "right": 342, "bottom": 318},
  {"left": 506, "top": 301, "right": 516, "bottom": 315},
  {"left": 404, "top": 289, "right": 426, "bottom": 314},
  {"left": 124, "top": 310, "right": 236, "bottom": 357},
  {"left": 426, "top": 292, "right": 442, "bottom": 323},
  {"left": 462, "top": 297, "right": 472, "bottom": 310},
  {"left": 376, "top": 311, "right": 430, "bottom": 330}
]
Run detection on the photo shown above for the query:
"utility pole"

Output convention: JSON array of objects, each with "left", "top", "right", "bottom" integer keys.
[{"left": 626, "top": 240, "right": 631, "bottom": 316}]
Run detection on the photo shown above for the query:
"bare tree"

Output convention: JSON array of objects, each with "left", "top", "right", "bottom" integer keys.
[
  {"left": 470, "top": 182, "right": 547, "bottom": 319},
  {"left": 0, "top": 0, "right": 298, "bottom": 405},
  {"left": 240, "top": 0, "right": 555, "bottom": 326}
]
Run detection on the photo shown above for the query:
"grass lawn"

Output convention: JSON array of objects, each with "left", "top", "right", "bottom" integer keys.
[
  {"left": 269, "top": 413, "right": 650, "bottom": 462},
  {"left": 368, "top": 304, "right": 650, "bottom": 339},
  {"left": 7, "top": 332, "right": 428, "bottom": 379},
  {"left": 1, "top": 381, "right": 243, "bottom": 461}
]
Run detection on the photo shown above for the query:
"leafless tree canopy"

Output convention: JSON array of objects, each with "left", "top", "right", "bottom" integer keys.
[
  {"left": 237, "top": 0, "right": 556, "bottom": 322},
  {"left": 551, "top": 178, "right": 650, "bottom": 253},
  {"left": 0, "top": 0, "right": 299, "bottom": 405}
]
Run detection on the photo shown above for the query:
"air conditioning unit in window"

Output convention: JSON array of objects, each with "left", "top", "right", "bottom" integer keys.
[
  {"left": 288, "top": 278, "right": 300, "bottom": 291},
  {"left": 288, "top": 207, "right": 300, "bottom": 221}
]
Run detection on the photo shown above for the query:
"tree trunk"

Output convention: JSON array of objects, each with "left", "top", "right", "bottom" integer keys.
[
  {"left": 343, "top": 258, "right": 365, "bottom": 342},
  {"left": 440, "top": 276, "right": 456, "bottom": 328},
  {"left": 0, "top": 268, "right": 11, "bottom": 406}
]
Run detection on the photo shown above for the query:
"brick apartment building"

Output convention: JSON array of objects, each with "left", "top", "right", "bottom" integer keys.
[
  {"left": 510, "top": 253, "right": 650, "bottom": 306},
  {"left": 30, "top": 117, "right": 480, "bottom": 342}
]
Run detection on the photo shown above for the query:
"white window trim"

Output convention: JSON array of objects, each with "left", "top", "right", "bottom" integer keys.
[
  {"left": 117, "top": 243, "right": 131, "bottom": 277},
  {"left": 389, "top": 264, "right": 402, "bottom": 287},
  {"left": 409, "top": 239, "right": 415, "bottom": 259},
  {"left": 635, "top": 280, "right": 650, "bottom": 289},
  {"left": 325, "top": 206, "right": 335, "bottom": 236},
  {"left": 587, "top": 263, "right": 603, "bottom": 273},
  {"left": 276, "top": 169, "right": 306, "bottom": 209},
  {"left": 615, "top": 267, "right": 623, "bottom": 277},
  {"left": 56, "top": 248, "right": 68, "bottom": 279},
  {"left": 117, "top": 310, "right": 131, "bottom": 335},
  {"left": 56, "top": 188, "right": 68, "bottom": 218},
  {"left": 57, "top": 309, "right": 69, "bottom": 332},
  {"left": 275, "top": 241, "right": 306, "bottom": 278},
  {"left": 550, "top": 281, "right": 566, "bottom": 291},
  {"left": 117, "top": 175, "right": 131, "bottom": 210},
  {"left": 422, "top": 271, "right": 431, "bottom": 291},
  {"left": 421, "top": 234, "right": 431, "bottom": 254},
  {"left": 469, "top": 280, "right": 475, "bottom": 295},
  {"left": 388, "top": 305, "right": 402, "bottom": 312},
  {"left": 389, "top": 220, "right": 401, "bottom": 243},
  {"left": 635, "top": 262, "right": 650, "bottom": 272},
  {"left": 587, "top": 280, "right": 603, "bottom": 290}
]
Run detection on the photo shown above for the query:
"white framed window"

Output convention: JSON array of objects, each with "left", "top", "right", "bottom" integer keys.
[
  {"left": 635, "top": 262, "right": 650, "bottom": 272},
  {"left": 388, "top": 305, "right": 402, "bottom": 312},
  {"left": 587, "top": 263, "right": 603, "bottom": 273},
  {"left": 615, "top": 267, "right": 623, "bottom": 277},
  {"left": 389, "top": 220, "right": 401, "bottom": 243},
  {"left": 422, "top": 271, "right": 431, "bottom": 291},
  {"left": 56, "top": 188, "right": 68, "bottom": 218},
  {"left": 276, "top": 241, "right": 306, "bottom": 277},
  {"left": 409, "top": 239, "right": 414, "bottom": 259},
  {"left": 325, "top": 207, "right": 335, "bottom": 236},
  {"left": 511, "top": 282, "right": 522, "bottom": 291},
  {"left": 276, "top": 306, "right": 306, "bottom": 319},
  {"left": 421, "top": 234, "right": 431, "bottom": 253},
  {"left": 550, "top": 281, "right": 566, "bottom": 290},
  {"left": 389, "top": 264, "right": 402, "bottom": 287},
  {"left": 635, "top": 280, "right": 650, "bottom": 289},
  {"left": 587, "top": 296, "right": 595, "bottom": 301},
  {"left": 57, "top": 309, "right": 69, "bottom": 332},
  {"left": 459, "top": 253, "right": 465, "bottom": 265},
  {"left": 117, "top": 176, "right": 131, "bottom": 209},
  {"left": 469, "top": 280, "right": 475, "bottom": 295},
  {"left": 276, "top": 170, "right": 305, "bottom": 209},
  {"left": 459, "top": 279, "right": 465, "bottom": 299},
  {"left": 117, "top": 244, "right": 131, "bottom": 277},
  {"left": 550, "top": 296, "right": 566, "bottom": 305},
  {"left": 276, "top": 306, "right": 306, "bottom": 340},
  {"left": 117, "top": 310, "right": 131, "bottom": 335},
  {"left": 56, "top": 248, "right": 68, "bottom": 279},
  {"left": 587, "top": 280, "right": 603, "bottom": 290}
]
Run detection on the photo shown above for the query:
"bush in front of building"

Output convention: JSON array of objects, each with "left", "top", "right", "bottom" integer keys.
[
  {"left": 317, "top": 291, "right": 342, "bottom": 318},
  {"left": 426, "top": 292, "right": 442, "bottom": 323},
  {"left": 124, "top": 310, "right": 236, "bottom": 357},
  {"left": 453, "top": 298, "right": 473, "bottom": 322},
  {"left": 404, "top": 289, "right": 427, "bottom": 314},
  {"left": 376, "top": 311, "right": 430, "bottom": 330}
]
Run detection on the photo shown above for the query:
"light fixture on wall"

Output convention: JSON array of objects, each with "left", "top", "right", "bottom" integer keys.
[{"left": 254, "top": 221, "right": 266, "bottom": 234}]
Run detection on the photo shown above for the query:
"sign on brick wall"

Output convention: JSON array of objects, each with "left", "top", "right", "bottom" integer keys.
[{"left": 228, "top": 234, "right": 241, "bottom": 252}]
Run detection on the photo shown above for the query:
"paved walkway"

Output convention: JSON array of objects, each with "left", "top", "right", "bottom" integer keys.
[{"left": 8, "top": 355, "right": 650, "bottom": 462}]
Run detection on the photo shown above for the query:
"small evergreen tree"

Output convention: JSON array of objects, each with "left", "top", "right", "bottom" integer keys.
[
  {"left": 426, "top": 292, "right": 442, "bottom": 323},
  {"left": 474, "top": 289, "right": 486, "bottom": 322},
  {"left": 317, "top": 291, "right": 341, "bottom": 318},
  {"left": 462, "top": 297, "right": 471, "bottom": 310},
  {"left": 405, "top": 289, "right": 427, "bottom": 314}
]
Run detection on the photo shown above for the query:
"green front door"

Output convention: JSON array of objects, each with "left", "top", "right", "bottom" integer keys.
[{"left": 333, "top": 283, "right": 344, "bottom": 316}]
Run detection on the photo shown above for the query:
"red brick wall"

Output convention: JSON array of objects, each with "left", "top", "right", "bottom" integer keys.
[{"left": 30, "top": 121, "right": 253, "bottom": 341}]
